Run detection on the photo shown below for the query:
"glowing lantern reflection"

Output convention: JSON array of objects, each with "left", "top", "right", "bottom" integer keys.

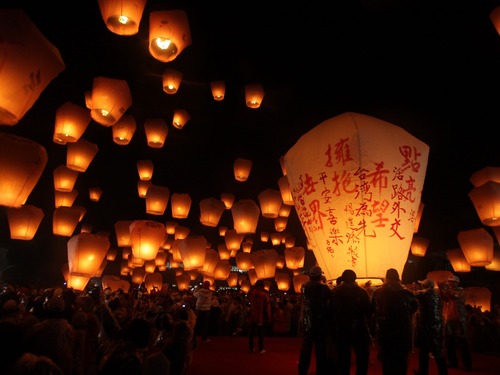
[{"left": 284, "top": 112, "right": 429, "bottom": 280}]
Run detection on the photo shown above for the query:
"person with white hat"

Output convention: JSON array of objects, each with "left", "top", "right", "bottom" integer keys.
[{"left": 438, "top": 274, "right": 472, "bottom": 371}]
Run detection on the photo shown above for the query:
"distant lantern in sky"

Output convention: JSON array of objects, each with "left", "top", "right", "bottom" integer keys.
[
  {"left": 410, "top": 236, "right": 430, "bottom": 257},
  {"left": 221, "top": 192, "right": 235, "bottom": 209},
  {"left": 53, "top": 101, "right": 91, "bottom": 145},
  {"left": 137, "top": 159, "right": 154, "bottom": 181},
  {"left": 145, "top": 184, "right": 170, "bottom": 215},
  {"left": 171, "top": 193, "right": 192, "bottom": 219},
  {"left": 231, "top": 199, "right": 260, "bottom": 234},
  {"left": 177, "top": 235, "right": 207, "bottom": 271},
  {"left": 210, "top": 80, "right": 225, "bottom": 101},
  {"left": 137, "top": 180, "right": 152, "bottom": 198},
  {"left": 0, "top": 133, "right": 48, "bottom": 207},
  {"left": 162, "top": 68, "right": 183, "bottom": 94},
  {"left": 284, "top": 112, "right": 429, "bottom": 281},
  {"left": 0, "top": 9, "right": 65, "bottom": 126},
  {"left": 53, "top": 165, "right": 79, "bottom": 192},
  {"left": 457, "top": 228, "right": 494, "bottom": 267},
  {"left": 446, "top": 248, "right": 471, "bottom": 272},
  {"left": 172, "top": 109, "right": 190, "bottom": 129},
  {"left": 53, "top": 206, "right": 83, "bottom": 237},
  {"left": 278, "top": 176, "right": 294, "bottom": 205},
  {"left": 233, "top": 158, "right": 252, "bottom": 182},
  {"left": 144, "top": 118, "right": 169, "bottom": 148},
  {"left": 112, "top": 114, "right": 136, "bottom": 145},
  {"left": 258, "top": 188, "right": 283, "bottom": 218},
  {"left": 55, "top": 190, "right": 78, "bottom": 208},
  {"left": 97, "top": 0, "right": 147, "bottom": 36},
  {"left": 199, "top": 197, "right": 226, "bottom": 227},
  {"left": 245, "top": 83, "right": 264, "bottom": 109},
  {"left": 7, "top": 204, "right": 44, "bottom": 240},
  {"left": 90, "top": 76, "right": 132, "bottom": 126},
  {"left": 252, "top": 249, "right": 278, "bottom": 279},
  {"left": 149, "top": 10, "right": 191, "bottom": 63},
  {"left": 469, "top": 180, "right": 500, "bottom": 227},
  {"left": 89, "top": 187, "right": 103, "bottom": 202},
  {"left": 66, "top": 138, "right": 98, "bottom": 172}
]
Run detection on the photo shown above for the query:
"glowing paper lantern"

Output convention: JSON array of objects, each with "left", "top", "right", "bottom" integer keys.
[
  {"left": 53, "top": 206, "right": 83, "bottom": 236},
  {"left": 231, "top": 199, "right": 260, "bottom": 234},
  {"left": 235, "top": 252, "right": 253, "bottom": 271},
  {"left": 446, "top": 248, "right": 471, "bottom": 272},
  {"left": 210, "top": 80, "right": 225, "bottom": 101},
  {"left": 172, "top": 109, "right": 190, "bottom": 129},
  {"left": 137, "top": 160, "right": 154, "bottom": 180},
  {"left": 176, "top": 273, "right": 191, "bottom": 290},
  {"left": 275, "top": 272, "right": 291, "bottom": 291},
  {"left": 217, "top": 244, "right": 231, "bottom": 260},
  {"left": 470, "top": 166, "right": 500, "bottom": 187},
  {"left": 66, "top": 138, "right": 98, "bottom": 172},
  {"left": 54, "top": 190, "right": 78, "bottom": 208},
  {"left": 162, "top": 68, "right": 183, "bottom": 94},
  {"left": 129, "top": 220, "right": 165, "bottom": 260},
  {"left": 7, "top": 204, "right": 44, "bottom": 240},
  {"left": 293, "top": 274, "right": 309, "bottom": 294},
  {"left": 137, "top": 180, "right": 152, "bottom": 198},
  {"left": 66, "top": 273, "right": 90, "bottom": 291},
  {"left": 67, "top": 233, "right": 110, "bottom": 277},
  {"left": 197, "top": 198, "right": 224, "bottom": 228},
  {"left": 233, "top": 158, "right": 252, "bottom": 182},
  {"left": 198, "top": 248, "right": 219, "bottom": 276},
  {"left": 131, "top": 267, "right": 146, "bottom": 284},
  {"left": 213, "top": 260, "right": 232, "bottom": 280},
  {"left": 106, "top": 247, "right": 118, "bottom": 261},
  {"left": 53, "top": 165, "right": 79, "bottom": 192},
  {"left": 145, "top": 184, "right": 170, "bottom": 215},
  {"left": 251, "top": 249, "right": 278, "bottom": 279},
  {"left": 174, "top": 225, "right": 190, "bottom": 240},
  {"left": 90, "top": 76, "right": 132, "bottom": 126},
  {"left": 274, "top": 216, "right": 288, "bottom": 232},
  {"left": 0, "top": 133, "right": 48, "bottom": 207},
  {"left": 242, "top": 240, "right": 253, "bottom": 253},
  {"left": 144, "top": 118, "right": 169, "bottom": 148},
  {"left": 155, "top": 251, "right": 168, "bottom": 267},
  {"left": 53, "top": 102, "right": 90, "bottom": 144},
  {"left": 114, "top": 220, "right": 133, "bottom": 247},
  {"left": 465, "top": 286, "right": 492, "bottom": 312},
  {"left": 410, "top": 236, "right": 430, "bottom": 257},
  {"left": 244, "top": 83, "right": 264, "bottom": 109},
  {"left": 112, "top": 114, "right": 136, "bottom": 145},
  {"left": 177, "top": 235, "right": 208, "bottom": 270},
  {"left": 97, "top": 0, "right": 147, "bottom": 36},
  {"left": 102, "top": 275, "right": 130, "bottom": 292},
  {"left": 284, "top": 112, "right": 429, "bottom": 280},
  {"left": 149, "top": 10, "right": 191, "bottom": 63},
  {"left": 224, "top": 229, "right": 245, "bottom": 251},
  {"left": 490, "top": 7, "right": 500, "bottom": 36},
  {"left": 89, "top": 187, "right": 103, "bottom": 202},
  {"left": 457, "top": 228, "right": 493, "bottom": 267},
  {"left": 258, "top": 188, "right": 283, "bottom": 218},
  {"left": 0, "top": 9, "right": 65, "bottom": 126},
  {"left": 285, "top": 246, "right": 305, "bottom": 270},
  {"left": 227, "top": 271, "right": 239, "bottom": 287},
  {"left": 221, "top": 193, "right": 235, "bottom": 209},
  {"left": 171, "top": 193, "right": 192, "bottom": 219},
  {"left": 469, "top": 181, "right": 500, "bottom": 226},
  {"left": 144, "top": 272, "right": 163, "bottom": 292},
  {"left": 240, "top": 280, "right": 251, "bottom": 294},
  {"left": 278, "top": 176, "right": 294, "bottom": 205}
]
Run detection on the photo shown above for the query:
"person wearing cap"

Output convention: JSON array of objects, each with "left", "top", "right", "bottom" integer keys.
[
  {"left": 298, "top": 265, "right": 334, "bottom": 375},
  {"left": 413, "top": 279, "right": 448, "bottom": 375},
  {"left": 438, "top": 274, "right": 472, "bottom": 371},
  {"left": 193, "top": 280, "right": 213, "bottom": 343},
  {"left": 331, "top": 269, "right": 372, "bottom": 375},
  {"left": 370, "top": 268, "right": 418, "bottom": 375}
]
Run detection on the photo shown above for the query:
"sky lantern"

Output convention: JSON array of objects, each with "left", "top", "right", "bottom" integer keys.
[
  {"left": 275, "top": 272, "right": 291, "bottom": 291},
  {"left": 89, "top": 187, "right": 103, "bottom": 202},
  {"left": 410, "top": 236, "right": 430, "bottom": 257},
  {"left": 144, "top": 272, "right": 163, "bottom": 292},
  {"left": 67, "top": 233, "right": 110, "bottom": 277},
  {"left": 285, "top": 246, "right": 305, "bottom": 270},
  {"left": 98, "top": 0, "right": 147, "bottom": 36},
  {"left": 465, "top": 286, "right": 492, "bottom": 312},
  {"left": 231, "top": 199, "right": 260, "bottom": 234},
  {"left": 114, "top": 220, "right": 133, "bottom": 247},
  {"left": 54, "top": 190, "right": 78, "bottom": 208},
  {"left": 224, "top": 229, "right": 245, "bottom": 251},
  {"left": 233, "top": 158, "right": 252, "bottom": 182},
  {"left": 176, "top": 273, "right": 191, "bottom": 291},
  {"left": 251, "top": 249, "right": 278, "bottom": 279},
  {"left": 293, "top": 274, "right": 309, "bottom": 293},
  {"left": 129, "top": 220, "right": 165, "bottom": 260},
  {"left": 90, "top": 76, "right": 132, "bottom": 126},
  {"left": 53, "top": 165, "right": 79, "bottom": 192},
  {"left": 53, "top": 206, "right": 83, "bottom": 236},
  {"left": 235, "top": 252, "right": 253, "bottom": 271},
  {"left": 145, "top": 184, "right": 170, "bottom": 215},
  {"left": 278, "top": 176, "right": 294, "bottom": 205},
  {"left": 244, "top": 83, "right": 264, "bottom": 109},
  {"left": 210, "top": 80, "right": 225, "bottom": 101},
  {"left": 490, "top": 6, "right": 500, "bottom": 36},
  {"left": 162, "top": 68, "right": 183, "bottom": 94},
  {"left": 213, "top": 260, "right": 232, "bottom": 280},
  {"left": 199, "top": 197, "right": 226, "bottom": 227},
  {"left": 149, "top": 10, "right": 191, "bottom": 63},
  {"left": 102, "top": 275, "right": 130, "bottom": 292},
  {"left": 53, "top": 101, "right": 90, "bottom": 145},
  {"left": 457, "top": 228, "right": 493, "bottom": 267},
  {"left": 172, "top": 109, "right": 190, "bottom": 129},
  {"left": 0, "top": 133, "right": 48, "bottom": 207},
  {"left": 227, "top": 271, "right": 238, "bottom": 287},
  {"left": 7, "top": 204, "right": 44, "bottom": 240},
  {"left": 137, "top": 180, "right": 152, "bottom": 198},
  {"left": 284, "top": 112, "right": 429, "bottom": 281},
  {"left": 112, "top": 114, "right": 136, "bottom": 145},
  {"left": 446, "top": 248, "right": 471, "bottom": 273},
  {"left": 0, "top": 9, "right": 65, "bottom": 126},
  {"left": 66, "top": 138, "right": 98, "bottom": 172},
  {"left": 221, "top": 193, "right": 235, "bottom": 209},
  {"left": 258, "top": 188, "right": 283, "bottom": 218},
  {"left": 144, "top": 118, "right": 169, "bottom": 148},
  {"left": 198, "top": 248, "right": 219, "bottom": 276},
  {"left": 177, "top": 235, "right": 207, "bottom": 270},
  {"left": 171, "top": 193, "right": 192, "bottom": 219}
]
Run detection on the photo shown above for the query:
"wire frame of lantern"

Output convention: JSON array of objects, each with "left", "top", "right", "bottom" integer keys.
[
  {"left": 90, "top": 76, "right": 132, "bottom": 126},
  {"left": 244, "top": 83, "right": 264, "bottom": 109},
  {"left": 227, "top": 271, "right": 239, "bottom": 287},
  {"left": 137, "top": 180, "right": 152, "bottom": 198},
  {"left": 293, "top": 274, "right": 310, "bottom": 294},
  {"left": 220, "top": 193, "right": 235, "bottom": 210},
  {"left": 465, "top": 286, "right": 492, "bottom": 312},
  {"left": 66, "top": 138, "right": 98, "bottom": 172},
  {"left": 199, "top": 197, "right": 226, "bottom": 227},
  {"left": 149, "top": 10, "right": 191, "bottom": 62},
  {"left": 277, "top": 176, "right": 294, "bottom": 205},
  {"left": 198, "top": 248, "right": 220, "bottom": 276},
  {"left": 251, "top": 249, "right": 278, "bottom": 279},
  {"left": 275, "top": 272, "right": 291, "bottom": 291},
  {"left": 89, "top": 187, "right": 103, "bottom": 202},
  {"left": 7, "top": 205, "right": 44, "bottom": 240},
  {"left": 176, "top": 273, "right": 191, "bottom": 291},
  {"left": 174, "top": 225, "right": 190, "bottom": 240},
  {"left": 112, "top": 114, "right": 136, "bottom": 145},
  {"left": 162, "top": 68, "right": 183, "bottom": 94},
  {"left": 145, "top": 185, "right": 170, "bottom": 215},
  {"left": 53, "top": 206, "right": 83, "bottom": 236},
  {"left": 231, "top": 199, "right": 260, "bottom": 234},
  {"left": 97, "top": 0, "right": 147, "bottom": 36},
  {"left": 217, "top": 244, "right": 231, "bottom": 260},
  {"left": 213, "top": 260, "right": 232, "bottom": 280},
  {"left": 114, "top": 220, "right": 133, "bottom": 247},
  {"left": 0, "top": 9, "right": 65, "bottom": 126},
  {"left": 0, "top": 133, "right": 48, "bottom": 207},
  {"left": 233, "top": 158, "right": 252, "bottom": 182},
  {"left": 410, "top": 236, "right": 430, "bottom": 257},
  {"left": 67, "top": 233, "right": 110, "bottom": 276},
  {"left": 137, "top": 160, "right": 154, "bottom": 181},
  {"left": 258, "top": 188, "right": 283, "bottom": 218},
  {"left": 172, "top": 109, "right": 190, "bottom": 129},
  {"left": 457, "top": 228, "right": 494, "bottom": 267},
  {"left": 225, "top": 229, "right": 245, "bottom": 251},
  {"left": 469, "top": 181, "right": 500, "bottom": 227},
  {"left": 235, "top": 252, "right": 253, "bottom": 271},
  {"left": 171, "top": 193, "right": 192, "bottom": 219},
  {"left": 55, "top": 190, "right": 78, "bottom": 208},
  {"left": 129, "top": 220, "right": 165, "bottom": 260},
  {"left": 53, "top": 165, "right": 79, "bottom": 192},
  {"left": 285, "top": 246, "right": 305, "bottom": 270},
  {"left": 53, "top": 102, "right": 91, "bottom": 145},
  {"left": 177, "top": 235, "right": 208, "bottom": 271},
  {"left": 210, "top": 80, "right": 225, "bottom": 101},
  {"left": 144, "top": 118, "right": 169, "bottom": 148},
  {"left": 274, "top": 216, "right": 288, "bottom": 232}
]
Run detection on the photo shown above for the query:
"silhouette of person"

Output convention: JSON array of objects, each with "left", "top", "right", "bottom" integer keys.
[{"left": 248, "top": 279, "right": 271, "bottom": 354}]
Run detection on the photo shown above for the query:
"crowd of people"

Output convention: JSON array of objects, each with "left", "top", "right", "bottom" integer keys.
[{"left": 0, "top": 268, "right": 499, "bottom": 374}]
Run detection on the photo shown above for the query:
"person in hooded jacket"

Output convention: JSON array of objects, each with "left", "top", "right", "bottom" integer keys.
[{"left": 193, "top": 280, "right": 213, "bottom": 343}]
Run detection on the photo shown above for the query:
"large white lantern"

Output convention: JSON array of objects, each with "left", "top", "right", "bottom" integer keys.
[{"left": 284, "top": 112, "right": 429, "bottom": 280}]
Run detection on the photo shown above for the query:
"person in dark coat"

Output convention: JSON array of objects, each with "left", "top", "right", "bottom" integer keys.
[
  {"left": 371, "top": 268, "right": 418, "bottom": 375},
  {"left": 413, "top": 278, "right": 448, "bottom": 375},
  {"left": 331, "top": 269, "right": 372, "bottom": 375},
  {"left": 298, "top": 266, "right": 334, "bottom": 375},
  {"left": 247, "top": 279, "right": 271, "bottom": 354}
]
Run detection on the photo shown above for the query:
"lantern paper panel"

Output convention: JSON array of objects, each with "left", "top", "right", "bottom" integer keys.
[
  {"left": 7, "top": 204, "right": 44, "bottom": 240},
  {"left": 0, "top": 133, "right": 48, "bottom": 207},
  {"left": 0, "top": 9, "right": 65, "bottom": 126},
  {"left": 98, "top": 0, "right": 147, "bottom": 36},
  {"left": 284, "top": 112, "right": 429, "bottom": 281}
]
